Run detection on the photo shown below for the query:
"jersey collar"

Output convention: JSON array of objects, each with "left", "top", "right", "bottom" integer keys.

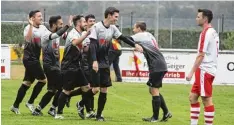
[{"left": 101, "top": 21, "right": 110, "bottom": 29}]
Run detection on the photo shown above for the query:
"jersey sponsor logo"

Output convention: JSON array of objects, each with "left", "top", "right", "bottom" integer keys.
[
  {"left": 32, "top": 37, "right": 41, "bottom": 43},
  {"left": 52, "top": 40, "right": 59, "bottom": 49},
  {"left": 99, "top": 38, "right": 106, "bottom": 45}
]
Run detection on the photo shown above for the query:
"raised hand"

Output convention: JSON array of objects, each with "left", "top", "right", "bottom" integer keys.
[
  {"left": 68, "top": 15, "right": 73, "bottom": 27},
  {"left": 28, "top": 16, "right": 33, "bottom": 26}
]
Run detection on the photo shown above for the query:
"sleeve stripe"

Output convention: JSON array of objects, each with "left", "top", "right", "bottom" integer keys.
[
  {"left": 199, "top": 27, "right": 211, "bottom": 52},
  {"left": 152, "top": 39, "right": 159, "bottom": 49}
]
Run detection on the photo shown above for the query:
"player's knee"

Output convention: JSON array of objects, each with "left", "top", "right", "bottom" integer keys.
[
  {"left": 100, "top": 87, "right": 107, "bottom": 93},
  {"left": 62, "top": 89, "right": 71, "bottom": 95},
  {"left": 23, "top": 81, "right": 32, "bottom": 87},
  {"left": 81, "top": 85, "right": 90, "bottom": 92},
  {"left": 38, "top": 79, "right": 47, "bottom": 84},
  {"left": 189, "top": 94, "right": 198, "bottom": 104},
  {"left": 201, "top": 97, "right": 213, "bottom": 106},
  {"left": 48, "top": 89, "right": 57, "bottom": 94},
  {"left": 92, "top": 87, "right": 100, "bottom": 94},
  {"left": 150, "top": 87, "right": 159, "bottom": 96}
]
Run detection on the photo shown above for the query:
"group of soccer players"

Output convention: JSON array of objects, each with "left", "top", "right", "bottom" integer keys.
[{"left": 10, "top": 6, "right": 218, "bottom": 125}]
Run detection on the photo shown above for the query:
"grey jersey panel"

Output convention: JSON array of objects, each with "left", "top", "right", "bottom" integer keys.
[
  {"left": 131, "top": 32, "right": 167, "bottom": 72},
  {"left": 88, "top": 21, "right": 122, "bottom": 68}
]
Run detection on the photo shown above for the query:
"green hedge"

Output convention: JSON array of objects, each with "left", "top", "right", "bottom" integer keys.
[
  {"left": 1, "top": 23, "right": 233, "bottom": 50},
  {"left": 1, "top": 23, "right": 25, "bottom": 45}
]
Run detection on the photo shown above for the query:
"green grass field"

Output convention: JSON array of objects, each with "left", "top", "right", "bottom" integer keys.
[{"left": 1, "top": 80, "right": 234, "bottom": 125}]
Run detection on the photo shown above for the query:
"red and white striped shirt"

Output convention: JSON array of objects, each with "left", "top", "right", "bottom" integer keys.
[{"left": 198, "top": 26, "right": 219, "bottom": 76}]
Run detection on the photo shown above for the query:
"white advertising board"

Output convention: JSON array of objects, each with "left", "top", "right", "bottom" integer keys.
[
  {"left": 1, "top": 44, "right": 11, "bottom": 79},
  {"left": 119, "top": 49, "right": 234, "bottom": 85}
]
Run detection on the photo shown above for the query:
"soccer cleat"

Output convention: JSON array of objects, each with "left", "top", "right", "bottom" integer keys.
[
  {"left": 48, "top": 108, "right": 56, "bottom": 117},
  {"left": 76, "top": 101, "right": 85, "bottom": 119},
  {"left": 160, "top": 112, "right": 172, "bottom": 122},
  {"left": 86, "top": 111, "right": 96, "bottom": 119},
  {"left": 142, "top": 117, "right": 159, "bottom": 122},
  {"left": 10, "top": 106, "right": 21, "bottom": 115},
  {"left": 32, "top": 110, "right": 43, "bottom": 116},
  {"left": 54, "top": 114, "right": 64, "bottom": 119},
  {"left": 96, "top": 116, "right": 105, "bottom": 121},
  {"left": 65, "top": 97, "right": 71, "bottom": 108},
  {"left": 25, "top": 102, "right": 35, "bottom": 113}
]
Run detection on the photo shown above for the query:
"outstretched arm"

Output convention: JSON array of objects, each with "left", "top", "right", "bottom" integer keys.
[{"left": 118, "top": 35, "right": 143, "bottom": 53}]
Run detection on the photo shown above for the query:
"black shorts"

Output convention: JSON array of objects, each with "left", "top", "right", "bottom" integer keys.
[
  {"left": 62, "top": 68, "right": 89, "bottom": 91},
  {"left": 83, "top": 68, "right": 91, "bottom": 83},
  {"left": 23, "top": 61, "right": 46, "bottom": 83},
  {"left": 43, "top": 66, "right": 62, "bottom": 91},
  {"left": 90, "top": 68, "right": 112, "bottom": 88},
  {"left": 147, "top": 71, "right": 167, "bottom": 88},
  {"left": 108, "top": 50, "right": 121, "bottom": 65}
]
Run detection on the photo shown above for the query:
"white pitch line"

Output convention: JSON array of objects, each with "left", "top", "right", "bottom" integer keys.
[
  {"left": 108, "top": 91, "right": 141, "bottom": 106},
  {"left": 108, "top": 91, "right": 187, "bottom": 124}
]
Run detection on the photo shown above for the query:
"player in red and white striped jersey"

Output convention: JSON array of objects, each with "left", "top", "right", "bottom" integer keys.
[{"left": 186, "top": 9, "right": 219, "bottom": 125}]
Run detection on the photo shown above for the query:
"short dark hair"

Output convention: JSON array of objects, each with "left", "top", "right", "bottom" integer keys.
[
  {"left": 198, "top": 9, "right": 213, "bottom": 23},
  {"left": 135, "top": 21, "right": 146, "bottom": 31},
  {"left": 29, "top": 10, "right": 41, "bottom": 18},
  {"left": 73, "top": 15, "right": 84, "bottom": 26},
  {"left": 104, "top": 7, "right": 119, "bottom": 18},
  {"left": 49, "top": 15, "right": 62, "bottom": 28},
  {"left": 85, "top": 14, "right": 95, "bottom": 22}
]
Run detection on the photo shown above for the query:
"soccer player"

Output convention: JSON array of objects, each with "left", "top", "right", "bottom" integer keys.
[
  {"left": 108, "top": 24, "right": 122, "bottom": 82},
  {"left": 55, "top": 15, "right": 93, "bottom": 119},
  {"left": 129, "top": 21, "right": 172, "bottom": 122},
  {"left": 32, "top": 15, "right": 72, "bottom": 116},
  {"left": 88, "top": 7, "right": 143, "bottom": 121},
  {"left": 65, "top": 14, "right": 97, "bottom": 119},
  {"left": 10, "top": 10, "right": 48, "bottom": 114},
  {"left": 186, "top": 9, "right": 219, "bottom": 125},
  {"left": 77, "top": 14, "right": 96, "bottom": 119}
]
